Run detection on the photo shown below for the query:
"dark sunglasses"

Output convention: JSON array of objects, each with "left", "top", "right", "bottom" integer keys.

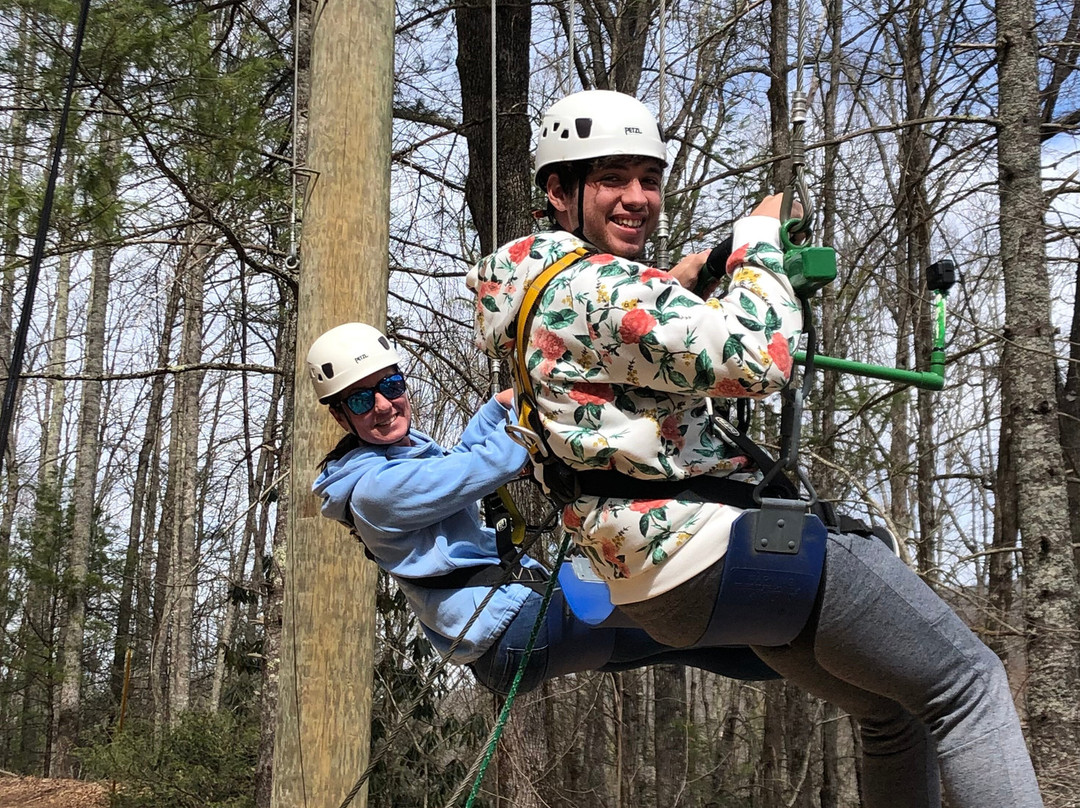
[{"left": 340, "top": 373, "right": 407, "bottom": 415}]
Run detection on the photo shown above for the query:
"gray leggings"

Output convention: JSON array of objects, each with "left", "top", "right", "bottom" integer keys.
[{"left": 751, "top": 532, "right": 1043, "bottom": 808}]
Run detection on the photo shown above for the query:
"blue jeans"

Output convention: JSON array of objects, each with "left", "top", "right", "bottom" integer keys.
[
  {"left": 752, "top": 532, "right": 1043, "bottom": 808},
  {"left": 469, "top": 588, "right": 778, "bottom": 696}
]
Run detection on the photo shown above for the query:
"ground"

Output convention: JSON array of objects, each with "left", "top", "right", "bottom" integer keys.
[{"left": 0, "top": 775, "right": 109, "bottom": 808}]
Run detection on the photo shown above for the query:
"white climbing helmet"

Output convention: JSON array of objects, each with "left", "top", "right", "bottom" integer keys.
[
  {"left": 534, "top": 90, "right": 668, "bottom": 187},
  {"left": 306, "top": 322, "right": 400, "bottom": 403}
]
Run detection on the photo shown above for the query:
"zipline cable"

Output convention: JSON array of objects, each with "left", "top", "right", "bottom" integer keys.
[{"left": 0, "top": 0, "right": 93, "bottom": 481}]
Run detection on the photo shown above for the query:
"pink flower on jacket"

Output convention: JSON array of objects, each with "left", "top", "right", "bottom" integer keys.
[
  {"left": 619, "top": 309, "right": 657, "bottom": 344},
  {"left": 562, "top": 505, "right": 582, "bottom": 529},
  {"left": 587, "top": 253, "right": 616, "bottom": 264},
  {"left": 641, "top": 267, "right": 674, "bottom": 282},
  {"left": 569, "top": 382, "right": 615, "bottom": 406},
  {"left": 508, "top": 236, "right": 535, "bottom": 263},
  {"left": 768, "top": 332, "right": 793, "bottom": 377},
  {"left": 601, "top": 540, "right": 631, "bottom": 578},
  {"left": 708, "top": 377, "right": 746, "bottom": 398},
  {"left": 533, "top": 327, "right": 566, "bottom": 360},
  {"left": 660, "top": 415, "right": 684, "bottom": 449},
  {"left": 478, "top": 280, "right": 501, "bottom": 298},
  {"left": 726, "top": 244, "right": 748, "bottom": 274},
  {"left": 628, "top": 499, "right": 671, "bottom": 513}
]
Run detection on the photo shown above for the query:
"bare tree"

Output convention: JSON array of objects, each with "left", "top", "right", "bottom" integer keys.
[{"left": 997, "top": 0, "right": 1080, "bottom": 793}]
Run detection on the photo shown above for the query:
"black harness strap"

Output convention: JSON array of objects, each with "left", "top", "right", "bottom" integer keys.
[
  {"left": 399, "top": 564, "right": 549, "bottom": 592},
  {"left": 343, "top": 513, "right": 549, "bottom": 592},
  {"left": 574, "top": 469, "right": 791, "bottom": 510}
]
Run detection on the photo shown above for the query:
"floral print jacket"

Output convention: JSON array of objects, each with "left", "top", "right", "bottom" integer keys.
[{"left": 465, "top": 217, "right": 803, "bottom": 604}]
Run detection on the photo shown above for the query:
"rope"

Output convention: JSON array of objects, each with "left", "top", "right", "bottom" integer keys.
[
  {"left": 566, "top": 0, "right": 576, "bottom": 95},
  {"left": 336, "top": 506, "right": 560, "bottom": 808},
  {"left": 0, "top": 0, "right": 93, "bottom": 479},
  {"left": 489, "top": 0, "right": 499, "bottom": 252},
  {"left": 447, "top": 533, "right": 574, "bottom": 808},
  {"left": 287, "top": 0, "right": 302, "bottom": 272},
  {"left": 654, "top": 0, "right": 671, "bottom": 270}
]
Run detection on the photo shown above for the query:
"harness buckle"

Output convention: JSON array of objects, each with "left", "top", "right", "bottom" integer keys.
[
  {"left": 752, "top": 498, "right": 809, "bottom": 554},
  {"left": 505, "top": 423, "right": 549, "bottom": 458}
]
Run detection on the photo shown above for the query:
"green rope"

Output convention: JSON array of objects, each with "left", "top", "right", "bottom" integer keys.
[{"left": 459, "top": 533, "right": 573, "bottom": 808}]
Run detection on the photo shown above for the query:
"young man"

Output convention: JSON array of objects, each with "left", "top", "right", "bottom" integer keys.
[
  {"left": 308, "top": 321, "right": 777, "bottom": 695},
  {"left": 466, "top": 89, "right": 1043, "bottom": 808}
]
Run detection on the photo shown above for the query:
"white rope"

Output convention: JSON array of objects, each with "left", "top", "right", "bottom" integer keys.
[{"left": 655, "top": 0, "right": 671, "bottom": 269}]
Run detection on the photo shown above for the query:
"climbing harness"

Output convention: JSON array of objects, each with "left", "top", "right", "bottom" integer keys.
[
  {"left": 335, "top": 513, "right": 560, "bottom": 808},
  {"left": 504, "top": 246, "right": 592, "bottom": 504}
]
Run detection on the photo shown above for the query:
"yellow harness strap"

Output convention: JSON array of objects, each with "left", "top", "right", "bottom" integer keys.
[{"left": 509, "top": 247, "right": 589, "bottom": 463}]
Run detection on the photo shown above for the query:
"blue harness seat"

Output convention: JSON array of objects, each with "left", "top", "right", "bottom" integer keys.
[{"left": 559, "top": 498, "right": 828, "bottom": 646}]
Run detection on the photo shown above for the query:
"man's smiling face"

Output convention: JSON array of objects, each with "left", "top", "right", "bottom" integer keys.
[{"left": 578, "top": 156, "right": 663, "bottom": 258}]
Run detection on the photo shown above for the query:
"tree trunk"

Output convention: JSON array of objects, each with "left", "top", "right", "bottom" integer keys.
[
  {"left": 167, "top": 227, "right": 208, "bottom": 721},
  {"left": 997, "top": 0, "right": 1080, "bottom": 791},
  {"left": 819, "top": 702, "right": 840, "bottom": 808},
  {"left": 455, "top": 0, "right": 533, "bottom": 257},
  {"left": 756, "top": 681, "right": 784, "bottom": 808},
  {"left": 122, "top": 277, "right": 180, "bottom": 715},
  {"left": 51, "top": 154, "right": 117, "bottom": 778},
  {"left": 255, "top": 295, "right": 294, "bottom": 808},
  {"left": 653, "top": 665, "right": 686, "bottom": 808},
  {"left": 1058, "top": 260, "right": 1080, "bottom": 580},
  {"left": 767, "top": 0, "right": 791, "bottom": 192},
  {"left": 897, "top": 0, "right": 939, "bottom": 584}
]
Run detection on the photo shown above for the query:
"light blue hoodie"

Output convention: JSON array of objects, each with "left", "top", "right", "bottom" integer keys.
[{"left": 312, "top": 397, "right": 545, "bottom": 663}]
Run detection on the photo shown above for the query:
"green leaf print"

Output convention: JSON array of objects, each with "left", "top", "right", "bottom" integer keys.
[
  {"left": 639, "top": 342, "right": 654, "bottom": 363},
  {"left": 482, "top": 297, "right": 499, "bottom": 312},
  {"left": 595, "top": 447, "right": 619, "bottom": 463},
  {"left": 765, "top": 305, "right": 782, "bottom": 335},
  {"left": 651, "top": 545, "right": 668, "bottom": 565},
  {"left": 723, "top": 334, "right": 746, "bottom": 362},
  {"left": 693, "top": 352, "right": 715, "bottom": 389},
  {"left": 527, "top": 350, "right": 542, "bottom": 372},
  {"left": 543, "top": 309, "right": 578, "bottom": 329},
  {"left": 628, "top": 458, "right": 667, "bottom": 476},
  {"left": 666, "top": 368, "right": 690, "bottom": 388},
  {"left": 739, "top": 294, "right": 759, "bottom": 318},
  {"left": 759, "top": 254, "right": 784, "bottom": 274},
  {"left": 615, "top": 394, "right": 640, "bottom": 413},
  {"left": 639, "top": 513, "right": 652, "bottom": 536},
  {"left": 657, "top": 285, "right": 673, "bottom": 308},
  {"left": 736, "top": 316, "right": 764, "bottom": 332},
  {"left": 657, "top": 454, "right": 675, "bottom": 476}
]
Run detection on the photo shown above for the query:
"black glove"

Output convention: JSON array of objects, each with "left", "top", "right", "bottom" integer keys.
[{"left": 693, "top": 234, "right": 733, "bottom": 298}]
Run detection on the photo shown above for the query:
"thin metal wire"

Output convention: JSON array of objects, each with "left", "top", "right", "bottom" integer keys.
[
  {"left": 566, "top": 0, "right": 576, "bottom": 94},
  {"left": 289, "top": 0, "right": 301, "bottom": 264},
  {"left": 490, "top": 0, "right": 498, "bottom": 251}
]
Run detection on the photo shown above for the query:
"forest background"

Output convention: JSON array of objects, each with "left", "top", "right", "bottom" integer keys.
[{"left": 0, "top": 0, "right": 1078, "bottom": 806}]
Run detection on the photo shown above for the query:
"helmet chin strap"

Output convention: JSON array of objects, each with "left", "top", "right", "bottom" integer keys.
[{"left": 572, "top": 175, "right": 588, "bottom": 242}]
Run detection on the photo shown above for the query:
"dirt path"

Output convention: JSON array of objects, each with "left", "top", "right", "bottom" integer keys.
[{"left": 0, "top": 775, "right": 109, "bottom": 808}]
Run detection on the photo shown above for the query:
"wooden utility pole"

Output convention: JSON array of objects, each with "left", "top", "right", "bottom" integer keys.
[{"left": 273, "top": 1, "right": 394, "bottom": 806}]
